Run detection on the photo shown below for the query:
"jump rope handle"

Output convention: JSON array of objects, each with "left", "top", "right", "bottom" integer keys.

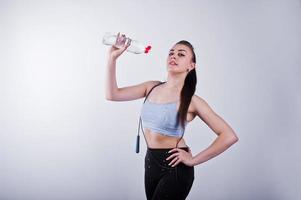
[
  {"left": 135, "top": 135, "right": 140, "bottom": 153},
  {"left": 135, "top": 117, "right": 142, "bottom": 153}
]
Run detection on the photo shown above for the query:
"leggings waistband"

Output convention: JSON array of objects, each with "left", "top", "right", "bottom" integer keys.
[{"left": 147, "top": 146, "right": 190, "bottom": 152}]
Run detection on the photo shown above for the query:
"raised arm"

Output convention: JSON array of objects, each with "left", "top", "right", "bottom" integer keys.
[{"left": 105, "top": 33, "right": 161, "bottom": 101}]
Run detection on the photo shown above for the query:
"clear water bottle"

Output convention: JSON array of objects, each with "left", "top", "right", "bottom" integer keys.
[{"left": 102, "top": 32, "right": 151, "bottom": 54}]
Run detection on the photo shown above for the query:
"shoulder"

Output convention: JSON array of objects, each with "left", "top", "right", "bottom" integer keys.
[
  {"left": 191, "top": 94, "right": 207, "bottom": 106},
  {"left": 190, "top": 94, "right": 213, "bottom": 118},
  {"left": 145, "top": 80, "right": 163, "bottom": 95}
]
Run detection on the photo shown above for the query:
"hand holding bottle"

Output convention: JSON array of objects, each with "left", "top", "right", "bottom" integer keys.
[
  {"left": 108, "top": 33, "right": 131, "bottom": 60},
  {"left": 103, "top": 32, "right": 151, "bottom": 58}
]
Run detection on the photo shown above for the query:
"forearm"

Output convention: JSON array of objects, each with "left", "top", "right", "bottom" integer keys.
[
  {"left": 105, "top": 56, "right": 119, "bottom": 100},
  {"left": 192, "top": 132, "right": 238, "bottom": 166}
]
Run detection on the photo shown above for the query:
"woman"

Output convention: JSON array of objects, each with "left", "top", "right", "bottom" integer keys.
[{"left": 105, "top": 33, "right": 239, "bottom": 200}]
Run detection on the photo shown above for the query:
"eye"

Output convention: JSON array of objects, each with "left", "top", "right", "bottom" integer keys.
[
  {"left": 169, "top": 52, "right": 174, "bottom": 56},
  {"left": 178, "top": 53, "right": 185, "bottom": 57}
]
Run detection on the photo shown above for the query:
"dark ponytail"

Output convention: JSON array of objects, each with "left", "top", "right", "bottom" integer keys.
[{"left": 176, "top": 40, "right": 197, "bottom": 129}]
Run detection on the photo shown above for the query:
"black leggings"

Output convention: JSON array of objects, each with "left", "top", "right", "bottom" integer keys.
[{"left": 144, "top": 147, "right": 194, "bottom": 200}]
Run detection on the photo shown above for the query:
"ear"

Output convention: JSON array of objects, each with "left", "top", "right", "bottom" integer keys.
[{"left": 190, "top": 62, "right": 196, "bottom": 70}]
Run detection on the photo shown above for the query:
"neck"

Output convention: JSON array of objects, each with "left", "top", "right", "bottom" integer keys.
[{"left": 165, "top": 73, "right": 186, "bottom": 92}]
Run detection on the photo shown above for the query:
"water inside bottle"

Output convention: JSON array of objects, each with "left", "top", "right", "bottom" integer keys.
[{"left": 103, "top": 32, "right": 151, "bottom": 54}]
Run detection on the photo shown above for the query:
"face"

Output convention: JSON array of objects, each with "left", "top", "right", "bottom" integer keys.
[{"left": 166, "top": 44, "right": 195, "bottom": 74}]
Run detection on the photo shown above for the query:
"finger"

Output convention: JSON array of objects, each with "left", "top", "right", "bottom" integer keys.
[
  {"left": 166, "top": 153, "right": 179, "bottom": 160},
  {"left": 121, "top": 39, "right": 126, "bottom": 47},
  {"left": 118, "top": 33, "right": 126, "bottom": 44},
  {"left": 117, "top": 35, "right": 124, "bottom": 46},
  {"left": 114, "top": 36, "right": 118, "bottom": 46},
  {"left": 166, "top": 152, "right": 179, "bottom": 161},
  {"left": 125, "top": 38, "right": 131, "bottom": 48},
  {"left": 116, "top": 32, "right": 121, "bottom": 43},
  {"left": 171, "top": 159, "right": 181, "bottom": 167},
  {"left": 117, "top": 32, "right": 122, "bottom": 41},
  {"left": 121, "top": 35, "right": 127, "bottom": 45},
  {"left": 122, "top": 39, "right": 131, "bottom": 51},
  {"left": 168, "top": 148, "right": 179, "bottom": 153},
  {"left": 120, "top": 38, "right": 129, "bottom": 51},
  {"left": 168, "top": 157, "right": 179, "bottom": 166}
]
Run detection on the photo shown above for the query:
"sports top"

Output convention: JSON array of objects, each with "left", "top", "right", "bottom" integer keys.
[{"left": 140, "top": 82, "right": 187, "bottom": 137}]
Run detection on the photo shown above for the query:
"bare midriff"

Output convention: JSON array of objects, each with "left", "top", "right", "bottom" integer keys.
[
  {"left": 142, "top": 97, "right": 196, "bottom": 149},
  {"left": 144, "top": 128, "right": 188, "bottom": 149}
]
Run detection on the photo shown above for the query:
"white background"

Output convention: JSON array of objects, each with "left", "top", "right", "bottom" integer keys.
[{"left": 0, "top": 0, "right": 300, "bottom": 199}]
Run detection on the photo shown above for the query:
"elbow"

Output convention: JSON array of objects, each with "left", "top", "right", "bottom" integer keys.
[
  {"left": 232, "top": 135, "right": 239, "bottom": 144},
  {"left": 105, "top": 89, "right": 119, "bottom": 101},
  {"left": 105, "top": 89, "right": 116, "bottom": 101},
  {"left": 229, "top": 132, "right": 239, "bottom": 145},
  {"left": 224, "top": 131, "right": 239, "bottom": 146},
  {"left": 105, "top": 93, "right": 115, "bottom": 101},
  {"left": 106, "top": 96, "right": 112, "bottom": 101}
]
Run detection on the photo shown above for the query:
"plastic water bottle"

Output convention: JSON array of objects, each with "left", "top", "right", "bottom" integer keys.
[{"left": 102, "top": 32, "right": 151, "bottom": 54}]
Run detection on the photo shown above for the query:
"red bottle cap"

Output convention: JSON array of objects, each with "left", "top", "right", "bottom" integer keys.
[{"left": 144, "top": 45, "right": 152, "bottom": 54}]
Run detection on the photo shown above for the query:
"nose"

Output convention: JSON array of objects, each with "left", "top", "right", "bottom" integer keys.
[{"left": 170, "top": 54, "right": 176, "bottom": 60}]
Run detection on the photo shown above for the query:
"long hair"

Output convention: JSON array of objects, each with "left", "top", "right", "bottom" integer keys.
[{"left": 176, "top": 40, "right": 197, "bottom": 129}]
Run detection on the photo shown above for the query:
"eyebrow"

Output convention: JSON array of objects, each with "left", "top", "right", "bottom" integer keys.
[{"left": 169, "top": 49, "right": 187, "bottom": 52}]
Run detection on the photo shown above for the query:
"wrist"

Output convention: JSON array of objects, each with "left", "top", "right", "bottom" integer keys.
[
  {"left": 191, "top": 156, "right": 198, "bottom": 166},
  {"left": 108, "top": 54, "right": 117, "bottom": 61}
]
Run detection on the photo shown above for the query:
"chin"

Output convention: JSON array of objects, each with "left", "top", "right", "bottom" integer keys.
[{"left": 168, "top": 64, "right": 179, "bottom": 69}]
